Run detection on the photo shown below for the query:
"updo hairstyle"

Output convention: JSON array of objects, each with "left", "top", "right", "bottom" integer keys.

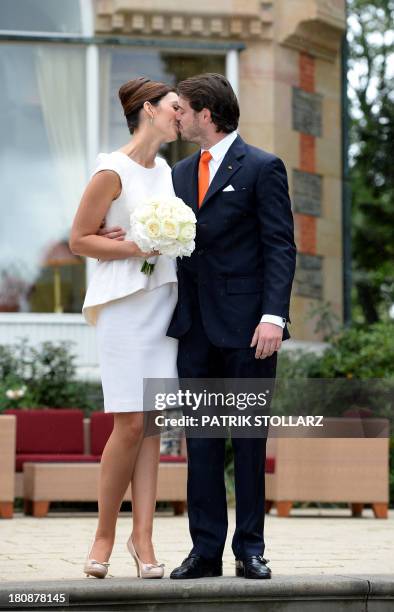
[{"left": 118, "top": 77, "right": 175, "bottom": 134}]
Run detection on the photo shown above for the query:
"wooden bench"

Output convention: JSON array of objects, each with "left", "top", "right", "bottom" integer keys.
[
  {"left": 0, "top": 415, "right": 16, "bottom": 518},
  {"left": 265, "top": 418, "right": 390, "bottom": 518},
  {"left": 23, "top": 460, "right": 187, "bottom": 518}
]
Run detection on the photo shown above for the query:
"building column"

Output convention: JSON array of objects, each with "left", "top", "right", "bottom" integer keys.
[
  {"left": 226, "top": 49, "right": 239, "bottom": 98},
  {"left": 81, "top": 0, "right": 99, "bottom": 283}
]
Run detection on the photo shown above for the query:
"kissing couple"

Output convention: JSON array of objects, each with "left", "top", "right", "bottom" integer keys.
[{"left": 70, "top": 72, "right": 296, "bottom": 580}]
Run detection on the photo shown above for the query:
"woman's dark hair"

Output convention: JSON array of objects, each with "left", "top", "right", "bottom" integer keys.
[
  {"left": 177, "top": 73, "right": 239, "bottom": 133},
  {"left": 118, "top": 77, "right": 175, "bottom": 133}
]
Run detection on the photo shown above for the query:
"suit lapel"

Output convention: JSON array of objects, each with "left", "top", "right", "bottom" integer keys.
[
  {"left": 173, "top": 135, "right": 247, "bottom": 214},
  {"left": 175, "top": 151, "right": 200, "bottom": 215},
  {"left": 200, "top": 135, "right": 246, "bottom": 209}
]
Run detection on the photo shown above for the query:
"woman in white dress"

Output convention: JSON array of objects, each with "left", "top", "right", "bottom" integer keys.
[{"left": 69, "top": 78, "right": 179, "bottom": 579}]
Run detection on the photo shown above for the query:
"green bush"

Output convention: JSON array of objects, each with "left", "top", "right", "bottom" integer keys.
[
  {"left": 309, "top": 322, "right": 394, "bottom": 379},
  {"left": 0, "top": 378, "right": 40, "bottom": 411},
  {"left": 278, "top": 321, "right": 394, "bottom": 379},
  {"left": 0, "top": 338, "right": 101, "bottom": 413}
]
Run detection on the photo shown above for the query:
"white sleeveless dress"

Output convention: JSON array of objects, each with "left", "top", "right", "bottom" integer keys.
[{"left": 82, "top": 151, "right": 178, "bottom": 413}]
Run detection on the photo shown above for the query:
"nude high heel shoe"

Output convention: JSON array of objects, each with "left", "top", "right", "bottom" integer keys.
[
  {"left": 127, "top": 537, "right": 164, "bottom": 579},
  {"left": 83, "top": 543, "right": 110, "bottom": 579}
]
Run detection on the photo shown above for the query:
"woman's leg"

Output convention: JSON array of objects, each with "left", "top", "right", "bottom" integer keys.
[
  {"left": 130, "top": 433, "right": 161, "bottom": 563},
  {"left": 89, "top": 412, "right": 144, "bottom": 563}
]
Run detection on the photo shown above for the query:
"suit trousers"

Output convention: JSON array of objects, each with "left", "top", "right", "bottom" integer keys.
[{"left": 177, "top": 295, "right": 277, "bottom": 561}]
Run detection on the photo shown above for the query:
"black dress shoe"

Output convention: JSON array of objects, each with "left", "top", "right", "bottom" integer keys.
[
  {"left": 170, "top": 555, "right": 223, "bottom": 579},
  {"left": 235, "top": 555, "right": 272, "bottom": 579}
]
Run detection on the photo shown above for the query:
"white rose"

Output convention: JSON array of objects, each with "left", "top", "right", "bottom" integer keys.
[
  {"left": 171, "top": 207, "right": 187, "bottom": 222},
  {"left": 183, "top": 207, "right": 196, "bottom": 222},
  {"left": 173, "top": 197, "right": 188, "bottom": 208},
  {"left": 6, "top": 390, "right": 16, "bottom": 399},
  {"left": 147, "top": 198, "right": 162, "bottom": 208},
  {"left": 145, "top": 218, "right": 161, "bottom": 239},
  {"left": 130, "top": 223, "right": 153, "bottom": 250},
  {"left": 135, "top": 204, "right": 156, "bottom": 223},
  {"left": 161, "top": 243, "right": 182, "bottom": 258},
  {"left": 180, "top": 240, "right": 195, "bottom": 257},
  {"left": 161, "top": 218, "right": 179, "bottom": 240},
  {"left": 156, "top": 203, "right": 173, "bottom": 219},
  {"left": 178, "top": 222, "right": 196, "bottom": 243}
]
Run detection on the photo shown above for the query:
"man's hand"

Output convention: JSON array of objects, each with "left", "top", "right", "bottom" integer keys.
[
  {"left": 250, "top": 323, "right": 283, "bottom": 359},
  {"left": 98, "top": 224, "right": 126, "bottom": 241},
  {"left": 97, "top": 223, "right": 158, "bottom": 258}
]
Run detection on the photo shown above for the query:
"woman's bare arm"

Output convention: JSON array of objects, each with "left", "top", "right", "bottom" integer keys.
[{"left": 69, "top": 171, "right": 151, "bottom": 260}]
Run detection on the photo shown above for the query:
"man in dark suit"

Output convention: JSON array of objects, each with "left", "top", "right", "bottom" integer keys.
[{"left": 167, "top": 73, "right": 296, "bottom": 580}]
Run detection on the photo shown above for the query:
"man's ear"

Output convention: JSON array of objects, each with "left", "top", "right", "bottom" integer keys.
[{"left": 201, "top": 108, "right": 212, "bottom": 124}]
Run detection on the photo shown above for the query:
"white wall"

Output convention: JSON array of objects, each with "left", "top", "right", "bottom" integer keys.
[{"left": 0, "top": 313, "right": 99, "bottom": 380}]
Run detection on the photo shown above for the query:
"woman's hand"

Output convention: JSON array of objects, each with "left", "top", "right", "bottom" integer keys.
[{"left": 130, "top": 243, "right": 159, "bottom": 259}]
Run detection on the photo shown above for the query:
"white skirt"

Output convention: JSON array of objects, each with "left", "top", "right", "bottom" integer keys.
[{"left": 96, "top": 283, "right": 178, "bottom": 413}]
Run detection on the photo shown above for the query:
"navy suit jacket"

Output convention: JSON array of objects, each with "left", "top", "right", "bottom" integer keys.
[{"left": 167, "top": 135, "right": 297, "bottom": 348}]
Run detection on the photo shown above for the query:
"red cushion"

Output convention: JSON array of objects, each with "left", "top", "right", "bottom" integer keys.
[
  {"left": 265, "top": 456, "right": 275, "bottom": 473},
  {"left": 5, "top": 409, "right": 84, "bottom": 454},
  {"left": 159, "top": 454, "right": 187, "bottom": 463},
  {"left": 90, "top": 413, "right": 114, "bottom": 455},
  {"left": 16, "top": 453, "right": 99, "bottom": 472}
]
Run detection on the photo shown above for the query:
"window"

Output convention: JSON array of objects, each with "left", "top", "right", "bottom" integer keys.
[
  {"left": 0, "top": 43, "right": 87, "bottom": 313},
  {"left": 99, "top": 47, "right": 226, "bottom": 164}
]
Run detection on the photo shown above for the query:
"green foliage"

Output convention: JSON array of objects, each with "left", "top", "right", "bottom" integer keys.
[
  {"left": 0, "top": 338, "right": 100, "bottom": 413},
  {"left": 348, "top": 0, "right": 394, "bottom": 322},
  {"left": 278, "top": 321, "right": 394, "bottom": 379},
  {"left": 276, "top": 322, "right": 394, "bottom": 419},
  {"left": 310, "top": 321, "right": 394, "bottom": 379},
  {"left": 0, "top": 376, "right": 39, "bottom": 411}
]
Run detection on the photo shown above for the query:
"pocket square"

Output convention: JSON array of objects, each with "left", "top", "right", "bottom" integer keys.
[{"left": 223, "top": 185, "right": 235, "bottom": 192}]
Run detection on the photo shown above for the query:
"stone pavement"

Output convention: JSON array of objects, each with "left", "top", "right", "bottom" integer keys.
[{"left": 1, "top": 507, "right": 393, "bottom": 582}]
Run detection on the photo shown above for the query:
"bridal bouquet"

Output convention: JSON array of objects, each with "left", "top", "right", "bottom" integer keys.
[{"left": 130, "top": 196, "right": 196, "bottom": 275}]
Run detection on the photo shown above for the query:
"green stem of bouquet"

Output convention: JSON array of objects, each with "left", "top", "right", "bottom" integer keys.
[{"left": 141, "top": 260, "right": 155, "bottom": 275}]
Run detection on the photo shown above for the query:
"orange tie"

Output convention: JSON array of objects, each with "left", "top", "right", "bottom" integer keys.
[{"left": 198, "top": 151, "right": 212, "bottom": 208}]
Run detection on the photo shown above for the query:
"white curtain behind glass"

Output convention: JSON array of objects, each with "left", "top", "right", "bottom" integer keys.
[
  {"left": 0, "top": 43, "right": 86, "bottom": 311},
  {"left": 36, "top": 45, "right": 87, "bottom": 229},
  {"left": 99, "top": 48, "right": 169, "bottom": 152},
  {"left": 99, "top": 49, "right": 112, "bottom": 152}
]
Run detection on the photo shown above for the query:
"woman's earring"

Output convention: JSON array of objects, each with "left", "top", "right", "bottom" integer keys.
[{"left": 150, "top": 116, "right": 154, "bottom": 125}]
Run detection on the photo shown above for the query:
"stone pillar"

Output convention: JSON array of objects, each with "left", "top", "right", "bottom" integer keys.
[{"left": 273, "top": 0, "right": 346, "bottom": 340}]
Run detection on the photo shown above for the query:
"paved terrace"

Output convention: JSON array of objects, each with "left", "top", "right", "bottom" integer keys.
[{"left": 0, "top": 507, "right": 393, "bottom": 611}]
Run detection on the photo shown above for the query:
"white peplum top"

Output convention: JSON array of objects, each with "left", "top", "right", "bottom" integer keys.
[{"left": 82, "top": 151, "right": 178, "bottom": 325}]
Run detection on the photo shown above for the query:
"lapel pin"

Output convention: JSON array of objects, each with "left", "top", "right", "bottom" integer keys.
[{"left": 228, "top": 165, "right": 232, "bottom": 170}]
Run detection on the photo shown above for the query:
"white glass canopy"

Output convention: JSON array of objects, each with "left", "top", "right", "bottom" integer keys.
[{"left": 0, "top": 0, "right": 83, "bottom": 34}]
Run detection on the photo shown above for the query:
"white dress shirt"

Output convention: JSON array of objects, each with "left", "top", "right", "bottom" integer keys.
[{"left": 201, "top": 132, "right": 286, "bottom": 329}]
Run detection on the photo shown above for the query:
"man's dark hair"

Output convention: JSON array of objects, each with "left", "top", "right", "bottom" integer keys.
[{"left": 177, "top": 73, "right": 239, "bottom": 133}]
